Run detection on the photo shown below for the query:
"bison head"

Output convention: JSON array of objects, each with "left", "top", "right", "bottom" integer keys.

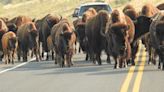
[
  {"left": 110, "top": 22, "right": 130, "bottom": 56},
  {"left": 111, "top": 10, "right": 120, "bottom": 23},
  {"left": 6, "top": 23, "right": 18, "bottom": 33},
  {"left": 133, "top": 15, "right": 152, "bottom": 40},
  {"left": 60, "top": 31, "right": 73, "bottom": 54}
]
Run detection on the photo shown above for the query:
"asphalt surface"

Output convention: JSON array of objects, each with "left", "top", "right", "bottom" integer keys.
[{"left": 0, "top": 43, "right": 164, "bottom": 92}]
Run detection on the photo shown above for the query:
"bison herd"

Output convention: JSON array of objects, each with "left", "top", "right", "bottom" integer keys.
[{"left": 0, "top": 3, "right": 164, "bottom": 70}]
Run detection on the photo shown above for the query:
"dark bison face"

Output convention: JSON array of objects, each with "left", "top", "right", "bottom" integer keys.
[
  {"left": 110, "top": 22, "right": 130, "bottom": 56},
  {"left": 134, "top": 15, "right": 152, "bottom": 39},
  {"left": 7, "top": 23, "right": 17, "bottom": 33},
  {"left": 134, "top": 16, "right": 152, "bottom": 31},
  {"left": 75, "top": 23, "right": 85, "bottom": 41},
  {"left": 111, "top": 9, "right": 120, "bottom": 23},
  {"left": 156, "top": 21, "right": 164, "bottom": 54},
  {"left": 60, "top": 32, "right": 73, "bottom": 53}
]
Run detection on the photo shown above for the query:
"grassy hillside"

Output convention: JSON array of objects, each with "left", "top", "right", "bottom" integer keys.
[
  {"left": 0, "top": 0, "right": 91, "bottom": 19},
  {"left": 0, "top": 0, "right": 163, "bottom": 20}
]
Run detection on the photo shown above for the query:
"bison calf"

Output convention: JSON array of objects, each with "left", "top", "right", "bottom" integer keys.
[{"left": 1, "top": 31, "right": 17, "bottom": 64}]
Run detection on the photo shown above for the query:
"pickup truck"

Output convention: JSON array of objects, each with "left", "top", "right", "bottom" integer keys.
[{"left": 72, "top": 2, "right": 112, "bottom": 18}]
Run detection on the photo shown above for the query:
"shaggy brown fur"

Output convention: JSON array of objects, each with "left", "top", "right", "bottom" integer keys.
[
  {"left": 35, "top": 14, "right": 61, "bottom": 60},
  {"left": 17, "top": 22, "right": 40, "bottom": 62},
  {"left": 123, "top": 4, "right": 135, "bottom": 13},
  {"left": 123, "top": 5, "right": 139, "bottom": 21},
  {"left": 141, "top": 3, "right": 160, "bottom": 17},
  {"left": 85, "top": 10, "right": 110, "bottom": 65},
  {"left": 149, "top": 12, "right": 164, "bottom": 70},
  {"left": 1, "top": 31, "right": 17, "bottom": 64},
  {"left": 82, "top": 8, "right": 97, "bottom": 22},
  {"left": 0, "top": 19, "right": 8, "bottom": 51},
  {"left": 106, "top": 9, "right": 135, "bottom": 68},
  {"left": 51, "top": 19, "right": 76, "bottom": 67}
]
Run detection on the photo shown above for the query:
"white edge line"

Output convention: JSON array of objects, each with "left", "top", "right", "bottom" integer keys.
[{"left": 0, "top": 58, "right": 36, "bottom": 74}]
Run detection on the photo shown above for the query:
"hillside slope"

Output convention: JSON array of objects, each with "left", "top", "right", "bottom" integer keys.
[{"left": 0, "top": 0, "right": 163, "bottom": 20}]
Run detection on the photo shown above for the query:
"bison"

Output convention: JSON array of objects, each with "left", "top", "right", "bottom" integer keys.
[
  {"left": 35, "top": 14, "right": 61, "bottom": 60},
  {"left": 106, "top": 22, "right": 131, "bottom": 68},
  {"left": 51, "top": 19, "right": 76, "bottom": 67},
  {"left": 85, "top": 10, "right": 110, "bottom": 65},
  {"left": 0, "top": 19, "right": 8, "bottom": 60},
  {"left": 75, "top": 8, "right": 97, "bottom": 60},
  {"left": 17, "top": 22, "right": 40, "bottom": 62},
  {"left": 1, "top": 31, "right": 17, "bottom": 64},
  {"left": 140, "top": 3, "right": 160, "bottom": 65},
  {"left": 149, "top": 12, "right": 164, "bottom": 70},
  {"left": 105, "top": 9, "right": 134, "bottom": 68}
]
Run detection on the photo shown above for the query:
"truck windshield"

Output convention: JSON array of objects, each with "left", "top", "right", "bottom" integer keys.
[{"left": 78, "top": 5, "right": 112, "bottom": 16}]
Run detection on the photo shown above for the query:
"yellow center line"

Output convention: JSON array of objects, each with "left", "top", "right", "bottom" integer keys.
[
  {"left": 132, "top": 50, "right": 147, "bottom": 92},
  {"left": 120, "top": 41, "right": 142, "bottom": 92},
  {"left": 120, "top": 66, "right": 136, "bottom": 92}
]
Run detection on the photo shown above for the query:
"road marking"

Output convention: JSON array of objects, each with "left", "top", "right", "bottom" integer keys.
[
  {"left": 0, "top": 58, "right": 35, "bottom": 74},
  {"left": 120, "top": 41, "right": 142, "bottom": 92},
  {"left": 132, "top": 50, "right": 147, "bottom": 92}
]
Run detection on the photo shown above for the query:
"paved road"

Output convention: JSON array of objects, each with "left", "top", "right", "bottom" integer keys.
[{"left": 0, "top": 43, "right": 164, "bottom": 92}]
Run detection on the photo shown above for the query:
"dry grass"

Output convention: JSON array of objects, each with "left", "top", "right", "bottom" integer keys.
[
  {"left": 116, "top": 0, "right": 163, "bottom": 11},
  {"left": 0, "top": 0, "right": 163, "bottom": 21}
]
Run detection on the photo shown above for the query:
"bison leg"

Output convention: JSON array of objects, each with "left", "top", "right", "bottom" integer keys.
[
  {"left": 11, "top": 51, "right": 15, "bottom": 64},
  {"left": 8, "top": 54, "right": 11, "bottom": 64},
  {"left": 148, "top": 47, "right": 153, "bottom": 65},
  {"left": 158, "top": 60, "right": 161, "bottom": 69},
  {"left": 41, "top": 52, "right": 44, "bottom": 59},
  {"left": 119, "top": 58, "right": 123, "bottom": 68},
  {"left": 54, "top": 53, "right": 57, "bottom": 64},
  {"left": 96, "top": 53, "right": 102, "bottom": 65},
  {"left": 85, "top": 53, "right": 89, "bottom": 61},
  {"left": 0, "top": 54, "right": 4, "bottom": 61},
  {"left": 92, "top": 54, "right": 96, "bottom": 64},
  {"left": 58, "top": 55, "right": 65, "bottom": 68},
  {"left": 131, "top": 41, "right": 139, "bottom": 66},
  {"left": 61, "top": 58, "right": 65, "bottom": 68},
  {"left": 106, "top": 54, "right": 111, "bottom": 64},
  {"left": 23, "top": 51, "right": 28, "bottom": 62},
  {"left": 52, "top": 51, "right": 54, "bottom": 60},
  {"left": 46, "top": 51, "right": 49, "bottom": 60},
  {"left": 78, "top": 47, "right": 81, "bottom": 53},
  {"left": 66, "top": 55, "right": 71, "bottom": 67},
  {"left": 4, "top": 54, "right": 8, "bottom": 64},
  {"left": 34, "top": 48, "right": 40, "bottom": 62},
  {"left": 114, "top": 57, "right": 119, "bottom": 69},
  {"left": 17, "top": 48, "right": 21, "bottom": 62}
]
